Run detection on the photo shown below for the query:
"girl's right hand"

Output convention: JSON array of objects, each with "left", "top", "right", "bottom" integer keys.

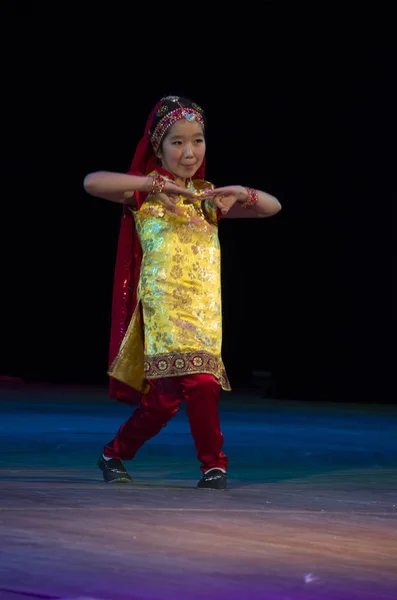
[{"left": 151, "top": 181, "right": 199, "bottom": 214}]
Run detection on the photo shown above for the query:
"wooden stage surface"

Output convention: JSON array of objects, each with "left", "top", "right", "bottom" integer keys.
[{"left": 0, "top": 384, "right": 396, "bottom": 599}]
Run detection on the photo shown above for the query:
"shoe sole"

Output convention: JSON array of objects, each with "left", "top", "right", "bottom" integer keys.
[{"left": 197, "top": 485, "right": 227, "bottom": 491}]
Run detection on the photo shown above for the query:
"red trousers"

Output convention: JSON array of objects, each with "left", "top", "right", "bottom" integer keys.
[{"left": 104, "top": 373, "right": 228, "bottom": 473}]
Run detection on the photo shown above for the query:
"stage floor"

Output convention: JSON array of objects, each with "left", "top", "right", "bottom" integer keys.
[{"left": 1, "top": 384, "right": 396, "bottom": 600}]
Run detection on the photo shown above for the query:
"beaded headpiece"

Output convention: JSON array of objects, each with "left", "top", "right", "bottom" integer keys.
[{"left": 149, "top": 96, "right": 205, "bottom": 153}]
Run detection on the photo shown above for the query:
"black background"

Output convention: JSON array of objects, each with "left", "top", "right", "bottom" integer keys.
[{"left": 2, "top": 5, "right": 392, "bottom": 403}]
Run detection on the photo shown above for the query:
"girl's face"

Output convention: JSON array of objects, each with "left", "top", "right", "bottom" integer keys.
[{"left": 157, "top": 119, "right": 206, "bottom": 181}]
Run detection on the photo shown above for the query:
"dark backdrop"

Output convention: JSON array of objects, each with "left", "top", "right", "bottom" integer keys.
[{"left": 2, "top": 6, "right": 392, "bottom": 402}]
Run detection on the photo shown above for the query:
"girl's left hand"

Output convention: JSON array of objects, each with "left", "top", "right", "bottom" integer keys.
[{"left": 203, "top": 186, "right": 247, "bottom": 215}]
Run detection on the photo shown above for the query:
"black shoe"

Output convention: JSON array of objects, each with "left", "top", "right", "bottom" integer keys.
[
  {"left": 98, "top": 454, "right": 132, "bottom": 483},
  {"left": 197, "top": 468, "right": 227, "bottom": 490}
]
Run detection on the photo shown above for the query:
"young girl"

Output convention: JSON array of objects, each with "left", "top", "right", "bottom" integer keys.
[{"left": 83, "top": 96, "right": 281, "bottom": 489}]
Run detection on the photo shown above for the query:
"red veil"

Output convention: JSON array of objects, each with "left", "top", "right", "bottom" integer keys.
[{"left": 108, "top": 100, "right": 206, "bottom": 404}]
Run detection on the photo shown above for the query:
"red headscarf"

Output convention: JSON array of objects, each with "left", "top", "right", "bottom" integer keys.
[{"left": 108, "top": 98, "right": 206, "bottom": 404}]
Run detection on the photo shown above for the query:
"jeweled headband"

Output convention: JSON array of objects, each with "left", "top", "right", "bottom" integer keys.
[{"left": 150, "top": 96, "right": 205, "bottom": 153}]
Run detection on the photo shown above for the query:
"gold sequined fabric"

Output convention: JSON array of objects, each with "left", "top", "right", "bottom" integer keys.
[{"left": 109, "top": 173, "right": 231, "bottom": 391}]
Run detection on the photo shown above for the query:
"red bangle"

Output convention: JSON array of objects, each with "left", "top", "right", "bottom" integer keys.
[{"left": 242, "top": 187, "right": 259, "bottom": 208}]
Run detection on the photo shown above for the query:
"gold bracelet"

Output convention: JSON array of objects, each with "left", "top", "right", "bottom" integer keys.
[
  {"left": 241, "top": 187, "right": 259, "bottom": 209},
  {"left": 151, "top": 174, "right": 166, "bottom": 195}
]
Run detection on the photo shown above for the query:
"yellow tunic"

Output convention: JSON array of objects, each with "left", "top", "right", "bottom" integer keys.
[{"left": 108, "top": 175, "right": 231, "bottom": 392}]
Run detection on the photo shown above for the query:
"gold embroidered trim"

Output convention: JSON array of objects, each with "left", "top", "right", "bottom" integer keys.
[{"left": 144, "top": 350, "right": 231, "bottom": 391}]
